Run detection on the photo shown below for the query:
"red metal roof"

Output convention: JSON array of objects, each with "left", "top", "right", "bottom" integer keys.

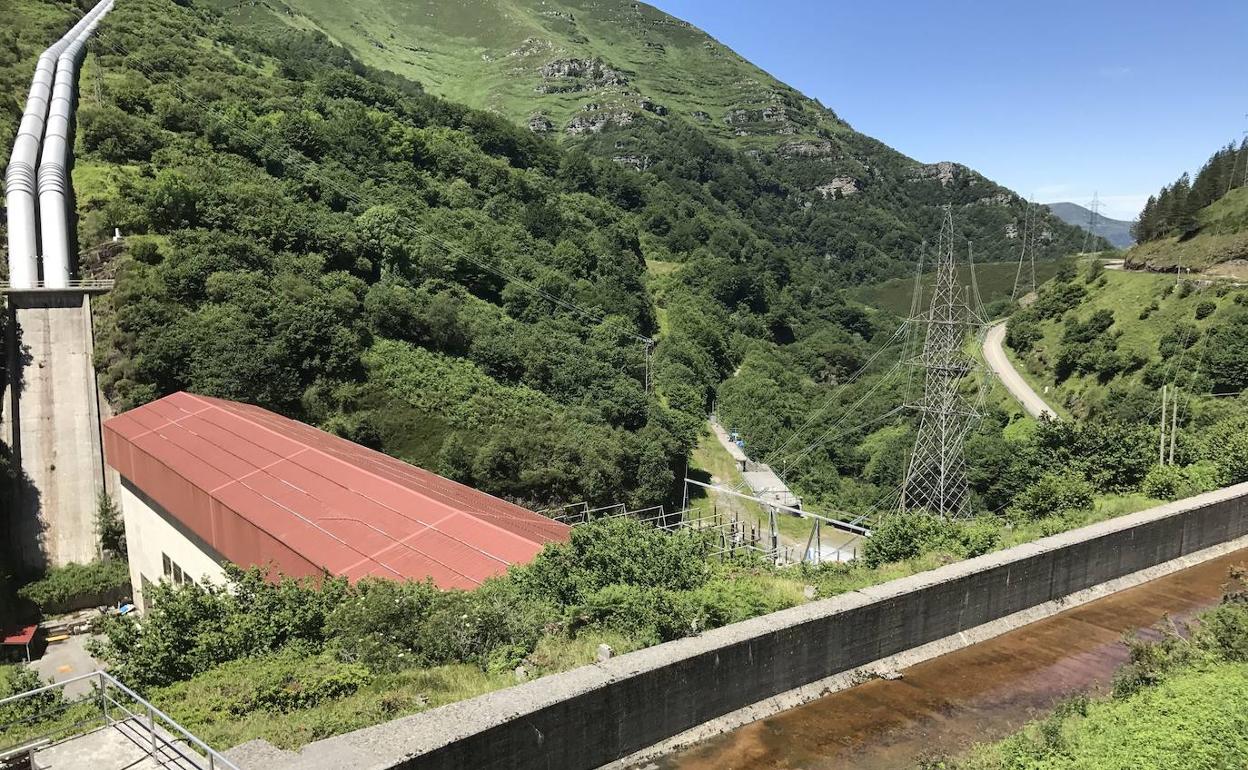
[{"left": 103, "top": 392, "right": 569, "bottom": 589}]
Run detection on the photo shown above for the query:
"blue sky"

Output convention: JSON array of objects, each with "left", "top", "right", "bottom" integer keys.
[{"left": 652, "top": 0, "right": 1248, "bottom": 221}]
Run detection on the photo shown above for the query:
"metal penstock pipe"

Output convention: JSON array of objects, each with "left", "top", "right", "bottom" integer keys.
[{"left": 4, "top": 0, "right": 113, "bottom": 288}]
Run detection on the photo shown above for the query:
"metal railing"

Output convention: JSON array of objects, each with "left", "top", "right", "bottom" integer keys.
[
  {"left": 0, "top": 278, "right": 115, "bottom": 293},
  {"left": 0, "top": 670, "right": 239, "bottom": 769}
]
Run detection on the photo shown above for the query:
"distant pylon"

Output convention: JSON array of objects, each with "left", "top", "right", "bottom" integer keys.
[
  {"left": 1082, "top": 192, "right": 1102, "bottom": 254},
  {"left": 900, "top": 208, "right": 985, "bottom": 519},
  {"left": 1010, "top": 199, "right": 1039, "bottom": 300}
]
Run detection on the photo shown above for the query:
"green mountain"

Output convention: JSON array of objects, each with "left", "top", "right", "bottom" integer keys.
[
  {"left": 0, "top": 0, "right": 1093, "bottom": 525},
  {"left": 1046, "top": 202, "right": 1135, "bottom": 249},
  {"left": 214, "top": 0, "right": 855, "bottom": 149},
  {"left": 209, "top": 0, "right": 1097, "bottom": 266}
]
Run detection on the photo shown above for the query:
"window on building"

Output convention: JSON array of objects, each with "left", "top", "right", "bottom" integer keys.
[{"left": 161, "top": 552, "right": 192, "bottom": 587}]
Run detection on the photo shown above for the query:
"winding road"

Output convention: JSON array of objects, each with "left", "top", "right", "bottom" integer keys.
[{"left": 983, "top": 322, "right": 1059, "bottom": 420}]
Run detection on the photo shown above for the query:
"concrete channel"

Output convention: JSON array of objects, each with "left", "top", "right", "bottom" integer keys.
[
  {"left": 232, "top": 484, "right": 1248, "bottom": 770},
  {"left": 648, "top": 545, "right": 1248, "bottom": 769}
]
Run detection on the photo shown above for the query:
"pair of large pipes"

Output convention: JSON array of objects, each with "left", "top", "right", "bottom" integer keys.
[{"left": 5, "top": 0, "right": 114, "bottom": 289}]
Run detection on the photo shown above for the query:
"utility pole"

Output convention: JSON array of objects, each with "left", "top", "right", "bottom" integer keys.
[
  {"left": 899, "top": 207, "right": 985, "bottom": 519},
  {"left": 1159, "top": 384, "right": 1168, "bottom": 466},
  {"left": 1169, "top": 387, "right": 1179, "bottom": 465},
  {"left": 643, "top": 340, "right": 654, "bottom": 394}
]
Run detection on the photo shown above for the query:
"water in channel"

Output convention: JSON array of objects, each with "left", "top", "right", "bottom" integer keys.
[{"left": 644, "top": 548, "right": 1248, "bottom": 770}]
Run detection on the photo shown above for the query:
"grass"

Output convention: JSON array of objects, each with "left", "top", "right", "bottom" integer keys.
[
  {"left": 959, "top": 663, "right": 1248, "bottom": 770},
  {"left": 645, "top": 258, "right": 681, "bottom": 276},
  {"left": 132, "top": 628, "right": 652, "bottom": 752},
  {"left": 72, "top": 161, "right": 139, "bottom": 209},
  {"left": 855, "top": 260, "right": 1061, "bottom": 318},
  {"left": 1011, "top": 269, "right": 1247, "bottom": 416},
  {"left": 206, "top": 0, "right": 851, "bottom": 150}
]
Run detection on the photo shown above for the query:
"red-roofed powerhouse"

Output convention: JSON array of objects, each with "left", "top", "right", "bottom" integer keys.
[{"left": 104, "top": 392, "right": 568, "bottom": 607}]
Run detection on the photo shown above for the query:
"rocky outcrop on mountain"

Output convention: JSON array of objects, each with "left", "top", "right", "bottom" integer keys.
[
  {"left": 912, "top": 161, "right": 961, "bottom": 187},
  {"left": 639, "top": 98, "right": 668, "bottom": 116},
  {"left": 778, "top": 140, "right": 838, "bottom": 159},
  {"left": 612, "top": 154, "right": 651, "bottom": 171},
  {"left": 536, "top": 58, "right": 628, "bottom": 93},
  {"left": 977, "top": 192, "right": 1014, "bottom": 206},
  {"left": 507, "top": 38, "right": 553, "bottom": 58},
  {"left": 815, "top": 177, "right": 861, "bottom": 199},
  {"left": 567, "top": 108, "right": 637, "bottom": 135},
  {"left": 528, "top": 114, "right": 554, "bottom": 134}
]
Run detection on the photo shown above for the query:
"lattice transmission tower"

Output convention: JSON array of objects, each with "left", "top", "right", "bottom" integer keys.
[
  {"left": 899, "top": 208, "right": 987, "bottom": 519},
  {"left": 1011, "top": 200, "right": 1039, "bottom": 301},
  {"left": 1082, "top": 192, "right": 1102, "bottom": 254}
]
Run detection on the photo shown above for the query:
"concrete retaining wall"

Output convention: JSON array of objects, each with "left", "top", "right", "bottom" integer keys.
[
  {"left": 1, "top": 292, "right": 108, "bottom": 573},
  {"left": 235, "top": 484, "right": 1248, "bottom": 770}
]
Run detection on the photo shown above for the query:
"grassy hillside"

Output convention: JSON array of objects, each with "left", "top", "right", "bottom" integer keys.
[
  {"left": 204, "top": 0, "right": 1097, "bottom": 267},
  {"left": 1126, "top": 187, "right": 1248, "bottom": 273},
  {"left": 854, "top": 259, "right": 1062, "bottom": 318},
  {"left": 1005, "top": 266, "right": 1248, "bottom": 418},
  {"left": 209, "top": 0, "right": 855, "bottom": 150}
]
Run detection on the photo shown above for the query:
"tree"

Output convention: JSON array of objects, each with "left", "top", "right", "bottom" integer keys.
[
  {"left": 96, "top": 493, "right": 127, "bottom": 558},
  {"left": 1010, "top": 471, "right": 1094, "bottom": 520}
]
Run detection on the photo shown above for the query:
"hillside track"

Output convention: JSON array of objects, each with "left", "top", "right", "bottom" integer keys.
[{"left": 983, "top": 321, "right": 1058, "bottom": 420}]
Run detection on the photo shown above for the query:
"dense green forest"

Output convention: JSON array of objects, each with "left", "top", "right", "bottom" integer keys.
[{"left": 1133, "top": 139, "right": 1248, "bottom": 243}]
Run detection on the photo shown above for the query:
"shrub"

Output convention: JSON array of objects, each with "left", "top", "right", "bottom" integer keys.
[
  {"left": 569, "top": 584, "right": 695, "bottom": 646},
  {"left": 1005, "top": 316, "right": 1042, "bottom": 353},
  {"left": 861, "top": 511, "right": 958, "bottom": 568},
  {"left": 958, "top": 517, "right": 1002, "bottom": 558},
  {"left": 0, "top": 666, "right": 62, "bottom": 729},
  {"left": 1195, "top": 300, "right": 1217, "bottom": 320},
  {"left": 324, "top": 579, "right": 440, "bottom": 672},
  {"left": 687, "top": 577, "right": 801, "bottom": 630},
  {"left": 1199, "top": 414, "right": 1248, "bottom": 485},
  {"left": 412, "top": 579, "right": 552, "bottom": 669},
  {"left": 96, "top": 493, "right": 126, "bottom": 558},
  {"left": 152, "top": 649, "right": 371, "bottom": 724},
  {"left": 1141, "top": 462, "right": 1219, "bottom": 501},
  {"left": 1010, "top": 472, "right": 1094, "bottom": 520},
  {"left": 91, "top": 567, "right": 349, "bottom": 691},
  {"left": 18, "top": 560, "right": 130, "bottom": 614},
  {"left": 516, "top": 518, "right": 712, "bottom": 606}
]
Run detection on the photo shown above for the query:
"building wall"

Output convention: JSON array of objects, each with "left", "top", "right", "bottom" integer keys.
[
  {"left": 120, "top": 478, "right": 227, "bottom": 611},
  {"left": 233, "top": 483, "right": 1248, "bottom": 770}
]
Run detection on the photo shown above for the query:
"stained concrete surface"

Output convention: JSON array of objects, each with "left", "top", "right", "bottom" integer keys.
[
  {"left": 33, "top": 719, "right": 207, "bottom": 769},
  {"left": 653, "top": 546, "right": 1248, "bottom": 769},
  {"left": 28, "top": 635, "right": 102, "bottom": 698},
  {"left": 1, "top": 293, "right": 106, "bottom": 571}
]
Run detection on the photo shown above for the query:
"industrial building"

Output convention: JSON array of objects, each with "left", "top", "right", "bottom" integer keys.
[{"left": 103, "top": 392, "right": 569, "bottom": 609}]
